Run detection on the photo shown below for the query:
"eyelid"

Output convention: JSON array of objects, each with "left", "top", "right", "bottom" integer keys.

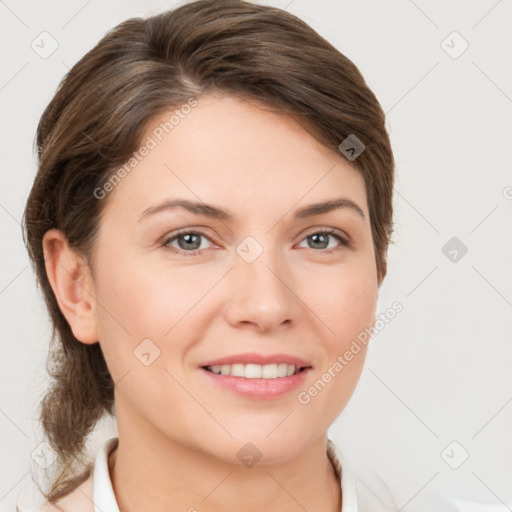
[
  {"left": 162, "top": 228, "right": 218, "bottom": 246},
  {"left": 298, "top": 226, "right": 351, "bottom": 244}
]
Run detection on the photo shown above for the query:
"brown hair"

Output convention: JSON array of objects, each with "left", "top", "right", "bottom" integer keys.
[{"left": 22, "top": 0, "right": 394, "bottom": 505}]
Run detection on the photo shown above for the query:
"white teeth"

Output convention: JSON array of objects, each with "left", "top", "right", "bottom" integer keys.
[
  {"left": 245, "top": 364, "right": 262, "bottom": 378},
  {"left": 231, "top": 363, "right": 245, "bottom": 377},
  {"left": 206, "top": 363, "right": 304, "bottom": 379},
  {"left": 262, "top": 364, "right": 277, "bottom": 378}
]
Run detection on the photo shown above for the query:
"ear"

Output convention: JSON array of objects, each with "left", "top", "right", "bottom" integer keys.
[{"left": 42, "top": 228, "right": 99, "bottom": 344}]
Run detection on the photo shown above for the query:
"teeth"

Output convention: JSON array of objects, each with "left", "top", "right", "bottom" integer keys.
[
  {"left": 207, "top": 363, "right": 303, "bottom": 379},
  {"left": 277, "top": 363, "right": 288, "bottom": 377}
]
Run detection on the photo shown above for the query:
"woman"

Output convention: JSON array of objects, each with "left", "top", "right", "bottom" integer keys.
[{"left": 22, "top": 1, "right": 395, "bottom": 510}]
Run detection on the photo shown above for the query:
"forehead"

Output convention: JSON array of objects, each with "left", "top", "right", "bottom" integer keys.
[{"left": 101, "top": 94, "right": 368, "bottom": 222}]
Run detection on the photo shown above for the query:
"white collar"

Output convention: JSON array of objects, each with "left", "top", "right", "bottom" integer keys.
[{"left": 93, "top": 437, "right": 359, "bottom": 512}]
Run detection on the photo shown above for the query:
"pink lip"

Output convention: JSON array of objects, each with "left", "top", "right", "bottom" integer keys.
[
  {"left": 200, "top": 367, "right": 311, "bottom": 400},
  {"left": 200, "top": 352, "right": 312, "bottom": 368}
]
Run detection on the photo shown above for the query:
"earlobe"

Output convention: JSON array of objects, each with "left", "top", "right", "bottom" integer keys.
[{"left": 42, "top": 228, "right": 99, "bottom": 344}]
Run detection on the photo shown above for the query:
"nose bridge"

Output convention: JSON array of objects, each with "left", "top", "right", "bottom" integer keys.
[{"left": 225, "top": 234, "right": 295, "bottom": 330}]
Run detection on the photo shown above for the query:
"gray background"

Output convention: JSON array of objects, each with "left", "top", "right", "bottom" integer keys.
[{"left": 1, "top": 0, "right": 511, "bottom": 510}]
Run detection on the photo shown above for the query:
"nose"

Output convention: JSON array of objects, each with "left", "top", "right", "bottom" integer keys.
[{"left": 223, "top": 243, "right": 298, "bottom": 333}]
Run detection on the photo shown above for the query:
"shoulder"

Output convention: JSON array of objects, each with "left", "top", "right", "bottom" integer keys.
[{"left": 23, "top": 470, "right": 95, "bottom": 512}]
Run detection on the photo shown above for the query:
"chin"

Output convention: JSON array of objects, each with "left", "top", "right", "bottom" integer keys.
[{"left": 209, "top": 428, "right": 317, "bottom": 466}]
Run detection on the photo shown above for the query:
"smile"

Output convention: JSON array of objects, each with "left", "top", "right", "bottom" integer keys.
[{"left": 203, "top": 363, "right": 307, "bottom": 379}]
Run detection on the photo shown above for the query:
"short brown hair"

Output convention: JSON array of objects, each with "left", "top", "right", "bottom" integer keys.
[{"left": 22, "top": 0, "right": 394, "bottom": 504}]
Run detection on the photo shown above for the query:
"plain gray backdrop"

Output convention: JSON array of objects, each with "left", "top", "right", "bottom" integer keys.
[{"left": 1, "top": 1, "right": 511, "bottom": 510}]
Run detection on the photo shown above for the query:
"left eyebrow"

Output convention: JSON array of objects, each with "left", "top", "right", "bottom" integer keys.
[
  {"left": 138, "top": 197, "right": 365, "bottom": 222},
  {"left": 294, "top": 198, "right": 365, "bottom": 220}
]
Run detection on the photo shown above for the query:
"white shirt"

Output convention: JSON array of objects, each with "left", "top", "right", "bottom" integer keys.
[{"left": 24, "top": 436, "right": 396, "bottom": 511}]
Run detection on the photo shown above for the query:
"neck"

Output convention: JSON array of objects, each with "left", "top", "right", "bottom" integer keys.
[{"left": 109, "top": 418, "right": 341, "bottom": 512}]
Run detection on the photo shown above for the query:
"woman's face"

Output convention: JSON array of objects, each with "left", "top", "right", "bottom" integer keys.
[{"left": 89, "top": 94, "right": 378, "bottom": 463}]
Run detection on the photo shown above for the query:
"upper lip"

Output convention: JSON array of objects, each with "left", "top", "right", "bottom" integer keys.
[{"left": 200, "top": 352, "right": 312, "bottom": 368}]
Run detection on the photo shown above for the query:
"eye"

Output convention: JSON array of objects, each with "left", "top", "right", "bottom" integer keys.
[
  {"left": 162, "top": 227, "right": 350, "bottom": 257},
  {"left": 297, "top": 228, "right": 350, "bottom": 253},
  {"left": 162, "top": 230, "right": 214, "bottom": 256}
]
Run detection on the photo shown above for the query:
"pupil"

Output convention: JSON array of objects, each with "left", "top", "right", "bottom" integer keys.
[
  {"left": 179, "top": 233, "right": 200, "bottom": 250},
  {"left": 310, "top": 233, "right": 328, "bottom": 249}
]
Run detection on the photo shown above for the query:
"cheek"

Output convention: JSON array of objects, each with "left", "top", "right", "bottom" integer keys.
[
  {"left": 305, "top": 274, "right": 376, "bottom": 421},
  {"left": 92, "top": 251, "right": 216, "bottom": 363},
  {"left": 309, "top": 264, "right": 378, "bottom": 346}
]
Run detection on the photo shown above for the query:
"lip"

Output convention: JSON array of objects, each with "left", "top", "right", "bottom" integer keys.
[
  {"left": 199, "top": 352, "right": 312, "bottom": 368},
  {"left": 200, "top": 366, "right": 312, "bottom": 400}
]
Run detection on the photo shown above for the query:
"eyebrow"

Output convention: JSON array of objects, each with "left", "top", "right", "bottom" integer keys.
[{"left": 138, "top": 197, "right": 365, "bottom": 222}]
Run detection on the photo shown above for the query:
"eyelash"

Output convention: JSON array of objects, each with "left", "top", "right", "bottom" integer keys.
[{"left": 162, "top": 228, "right": 350, "bottom": 257}]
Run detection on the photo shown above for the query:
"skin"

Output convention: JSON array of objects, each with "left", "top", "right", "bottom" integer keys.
[{"left": 43, "top": 93, "right": 379, "bottom": 512}]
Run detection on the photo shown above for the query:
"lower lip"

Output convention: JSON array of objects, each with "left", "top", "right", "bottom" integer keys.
[{"left": 199, "top": 367, "right": 311, "bottom": 399}]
